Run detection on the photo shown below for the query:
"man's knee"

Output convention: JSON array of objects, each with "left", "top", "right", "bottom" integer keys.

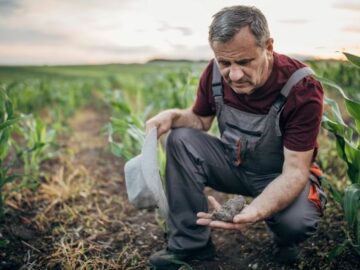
[
  {"left": 166, "top": 128, "right": 198, "bottom": 150},
  {"left": 269, "top": 212, "right": 320, "bottom": 244}
]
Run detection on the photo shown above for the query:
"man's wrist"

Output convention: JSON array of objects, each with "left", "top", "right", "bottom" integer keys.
[{"left": 249, "top": 202, "right": 268, "bottom": 222}]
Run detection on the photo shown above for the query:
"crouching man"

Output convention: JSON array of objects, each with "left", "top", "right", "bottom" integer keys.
[{"left": 146, "top": 5, "right": 326, "bottom": 269}]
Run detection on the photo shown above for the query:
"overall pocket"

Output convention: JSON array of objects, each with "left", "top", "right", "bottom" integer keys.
[
  {"left": 220, "top": 122, "right": 263, "bottom": 166},
  {"left": 221, "top": 129, "right": 248, "bottom": 166}
]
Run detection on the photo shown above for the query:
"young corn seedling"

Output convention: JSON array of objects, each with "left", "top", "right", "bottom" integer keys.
[
  {"left": 15, "top": 115, "right": 57, "bottom": 190},
  {"left": 0, "top": 86, "right": 20, "bottom": 220}
]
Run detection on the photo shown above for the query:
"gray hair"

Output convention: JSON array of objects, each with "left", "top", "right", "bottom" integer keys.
[{"left": 209, "top": 5, "right": 270, "bottom": 48}]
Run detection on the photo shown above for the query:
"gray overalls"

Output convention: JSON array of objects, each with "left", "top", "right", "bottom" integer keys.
[{"left": 165, "top": 62, "right": 325, "bottom": 251}]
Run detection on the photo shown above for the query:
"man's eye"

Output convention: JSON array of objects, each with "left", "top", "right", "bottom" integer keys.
[
  {"left": 218, "top": 61, "right": 229, "bottom": 67},
  {"left": 238, "top": 60, "right": 252, "bottom": 66}
]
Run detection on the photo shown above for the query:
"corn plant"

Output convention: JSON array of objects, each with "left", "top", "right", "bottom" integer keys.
[
  {"left": 15, "top": 115, "right": 57, "bottom": 190},
  {"left": 142, "top": 68, "right": 198, "bottom": 110},
  {"left": 0, "top": 87, "right": 20, "bottom": 220},
  {"left": 107, "top": 113, "right": 146, "bottom": 161},
  {"left": 309, "top": 58, "right": 360, "bottom": 100},
  {"left": 320, "top": 52, "right": 360, "bottom": 257}
]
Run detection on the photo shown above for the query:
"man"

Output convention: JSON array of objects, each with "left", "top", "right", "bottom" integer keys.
[{"left": 146, "top": 5, "right": 325, "bottom": 269}]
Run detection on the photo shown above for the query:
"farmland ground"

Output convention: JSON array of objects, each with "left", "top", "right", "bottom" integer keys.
[{"left": 1, "top": 104, "right": 359, "bottom": 270}]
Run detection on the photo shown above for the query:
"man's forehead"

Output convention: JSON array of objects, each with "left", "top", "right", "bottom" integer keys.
[
  {"left": 212, "top": 29, "right": 258, "bottom": 49},
  {"left": 212, "top": 41, "right": 261, "bottom": 61}
]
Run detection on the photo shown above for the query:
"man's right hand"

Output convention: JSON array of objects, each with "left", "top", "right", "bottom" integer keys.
[
  {"left": 145, "top": 108, "right": 214, "bottom": 138},
  {"left": 145, "top": 110, "right": 176, "bottom": 137}
]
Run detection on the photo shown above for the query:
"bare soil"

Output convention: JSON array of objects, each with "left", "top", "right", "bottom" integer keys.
[{"left": 1, "top": 106, "right": 359, "bottom": 270}]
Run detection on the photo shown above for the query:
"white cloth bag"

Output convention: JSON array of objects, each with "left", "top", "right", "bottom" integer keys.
[{"left": 124, "top": 127, "right": 169, "bottom": 218}]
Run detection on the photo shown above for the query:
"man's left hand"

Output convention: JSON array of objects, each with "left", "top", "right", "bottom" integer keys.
[{"left": 196, "top": 196, "right": 261, "bottom": 232}]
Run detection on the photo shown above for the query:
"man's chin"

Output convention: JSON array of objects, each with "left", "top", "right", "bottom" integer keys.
[{"left": 231, "top": 85, "right": 255, "bottom": 95}]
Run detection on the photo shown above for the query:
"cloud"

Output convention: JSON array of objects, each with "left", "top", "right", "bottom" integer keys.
[
  {"left": 334, "top": 1, "right": 360, "bottom": 11},
  {"left": 0, "top": 0, "right": 22, "bottom": 15},
  {"left": 343, "top": 25, "right": 360, "bottom": 33},
  {"left": 158, "top": 22, "right": 193, "bottom": 36},
  {"left": 85, "top": 44, "right": 159, "bottom": 55},
  {"left": 0, "top": 26, "right": 66, "bottom": 44}
]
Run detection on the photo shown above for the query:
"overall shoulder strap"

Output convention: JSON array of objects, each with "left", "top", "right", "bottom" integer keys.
[
  {"left": 280, "top": 67, "right": 315, "bottom": 97},
  {"left": 211, "top": 60, "right": 224, "bottom": 113},
  {"left": 272, "top": 67, "right": 315, "bottom": 136},
  {"left": 273, "top": 67, "right": 315, "bottom": 111},
  {"left": 212, "top": 60, "right": 223, "bottom": 96}
]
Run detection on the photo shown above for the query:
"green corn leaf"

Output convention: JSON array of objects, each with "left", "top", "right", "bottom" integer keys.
[
  {"left": 129, "top": 114, "right": 144, "bottom": 128},
  {"left": 127, "top": 124, "right": 145, "bottom": 143},
  {"left": 106, "top": 123, "right": 114, "bottom": 142},
  {"left": 30, "top": 142, "right": 46, "bottom": 152},
  {"left": 356, "top": 121, "right": 360, "bottom": 138},
  {"left": 335, "top": 136, "right": 347, "bottom": 162},
  {"left": 323, "top": 96, "right": 346, "bottom": 125},
  {"left": 318, "top": 77, "right": 349, "bottom": 99},
  {"left": 320, "top": 77, "right": 360, "bottom": 123},
  {"left": 322, "top": 177, "right": 343, "bottom": 205},
  {"left": 322, "top": 115, "right": 353, "bottom": 142},
  {"left": 321, "top": 79, "right": 360, "bottom": 183},
  {"left": 0, "top": 130, "right": 10, "bottom": 160},
  {"left": 110, "top": 142, "right": 123, "bottom": 158},
  {"left": 344, "top": 184, "right": 360, "bottom": 230},
  {"left": 110, "top": 117, "right": 128, "bottom": 132},
  {"left": 111, "top": 100, "right": 131, "bottom": 114},
  {"left": 0, "top": 118, "right": 19, "bottom": 131},
  {"left": 345, "top": 98, "right": 360, "bottom": 124},
  {"left": 343, "top": 141, "right": 360, "bottom": 183},
  {"left": 5, "top": 97, "right": 14, "bottom": 119},
  {"left": 343, "top": 52, "right": 360, "bottom": 68},
  {"left": 35, "top": 118, "right": 45, "bottom": 142}
]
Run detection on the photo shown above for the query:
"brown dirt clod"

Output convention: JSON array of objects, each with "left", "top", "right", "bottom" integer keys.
[{"left": 211, "top": 195, "right": 246, "bottom": 222}]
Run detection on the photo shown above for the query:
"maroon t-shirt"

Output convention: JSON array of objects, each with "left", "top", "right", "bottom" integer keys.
[{"left": 192, "top": 52, "right": 323, "bottom": 155}]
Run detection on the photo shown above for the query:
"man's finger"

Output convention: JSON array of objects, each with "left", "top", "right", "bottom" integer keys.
[
  {"left": 208, "top": 196, "right": 222, "bottom": 211},
  {"left": 209, "top": 221, "right": 250, "bottom": 232},
  {"left": 233, "top": 213, "right": 254, "bottom": 223},
  {"left": 208, "top": 220, "right": 237, "bottom": 230},
  {"left": 197, "top": 212, "right": 212, "bottom": 219},
  {"left": 196, "top": 218, "right": 212, "bottom": 226}
]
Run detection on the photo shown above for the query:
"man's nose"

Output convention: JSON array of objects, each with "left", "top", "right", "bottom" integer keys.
[{"left": 229, "top": 65, "right": 244, "bottom": 82}]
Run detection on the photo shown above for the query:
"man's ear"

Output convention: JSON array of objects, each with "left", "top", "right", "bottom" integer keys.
[{"left": 265, "top": 38, "right": 274, "bottom": 54}]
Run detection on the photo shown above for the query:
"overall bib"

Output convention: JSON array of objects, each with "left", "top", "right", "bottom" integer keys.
[{"left": 165, "top": 62, "right": 325, "bottom": 252}]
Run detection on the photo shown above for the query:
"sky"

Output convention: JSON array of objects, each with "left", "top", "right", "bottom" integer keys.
[{"left": 0, "top": 0, "right": 359, "bottom": 65}]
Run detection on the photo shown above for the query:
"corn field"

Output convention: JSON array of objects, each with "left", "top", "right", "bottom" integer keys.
[{"left": 0, "top": 58, "right": 359, "bottom": 269}]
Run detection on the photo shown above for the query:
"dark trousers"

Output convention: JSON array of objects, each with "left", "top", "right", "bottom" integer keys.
[{"left": 165, "top": 128, "right": 322, "bottom": 251}]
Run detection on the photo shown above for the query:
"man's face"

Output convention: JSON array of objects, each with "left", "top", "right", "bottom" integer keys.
[{"left": 211, "top": 26, "right": 274, "bottom": 95}]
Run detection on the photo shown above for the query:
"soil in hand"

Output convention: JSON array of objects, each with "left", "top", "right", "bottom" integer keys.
[{"left": 212, "top": 195, "right": 246, "bottom": 222}]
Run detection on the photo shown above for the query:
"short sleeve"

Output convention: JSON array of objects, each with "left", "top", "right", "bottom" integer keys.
[{"left": 280, "top": 77, "right": 324, "bottom": 152}]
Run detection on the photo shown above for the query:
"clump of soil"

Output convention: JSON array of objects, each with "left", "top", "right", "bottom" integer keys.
[{"left": 211, "top": 195, "right": 246, "bottom": 222}]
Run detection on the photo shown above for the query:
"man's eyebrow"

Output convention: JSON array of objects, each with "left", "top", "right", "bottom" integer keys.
[
  {"left": 216, "top": 57, "right": 255, "bottom": 63},
  {"left": 236, "top": 58, "right": 254, "bottom": 63},
  {"left": 216, "top": 58, "right": 228, "bottom": 63}
]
